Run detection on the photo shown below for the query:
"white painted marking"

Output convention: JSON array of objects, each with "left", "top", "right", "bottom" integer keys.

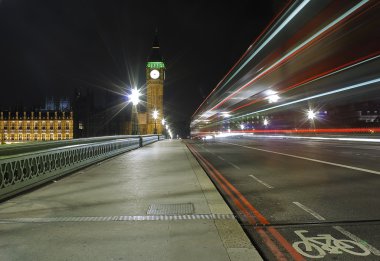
[
  {"left": 228, "top": 162, "right": 241, "bottom": 169},
  {"left": 293, "top": 229, "right": 371, "bottom": 258},
  {"left": 249, "top": 175, "right": 273, "bottom": 189},
  {"left": 293, "top": 202, "right": 326, "bottom": 221},
  {"left": 217, "top": 156, "right": 225, "bottom": 161},
  {"left": 221, "top": 141, "right": 380, "bottom": 175},
  {"left": 334, "top": 226, "right": 380, "bottom": 256},
  {"left": 233, "top": 134, "right": 380, "bottom": 143}
]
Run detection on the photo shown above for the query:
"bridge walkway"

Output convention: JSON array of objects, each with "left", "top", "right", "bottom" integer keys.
[{"left": 0, "top": 139, "right": 260, "bottom": 261}]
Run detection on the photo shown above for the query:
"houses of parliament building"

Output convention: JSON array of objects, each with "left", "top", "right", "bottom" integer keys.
[{"left": 0, "top": 99, "right": 73, "bottom": 143}]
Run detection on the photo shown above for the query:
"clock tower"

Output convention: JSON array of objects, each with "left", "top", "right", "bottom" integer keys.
[{"left": 146, "top": 31, "right": 165, "bottom": 134}]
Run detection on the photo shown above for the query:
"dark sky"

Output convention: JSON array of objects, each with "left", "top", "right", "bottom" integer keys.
[{"left": 0, "top": 0, "right": 285, "bottom": 136}]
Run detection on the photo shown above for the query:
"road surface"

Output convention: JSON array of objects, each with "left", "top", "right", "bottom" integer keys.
[{"left": 186, "top": 136, "right": 380, "bottom": 260}]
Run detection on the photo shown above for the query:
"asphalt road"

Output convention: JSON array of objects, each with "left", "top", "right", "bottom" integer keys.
[{"left": 186, "top": 136, "right": 380, "bottom": 260}]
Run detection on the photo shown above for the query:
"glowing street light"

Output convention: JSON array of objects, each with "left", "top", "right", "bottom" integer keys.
[
  {"left": 240, "top": 124, "right": 245, "bottom": 130},
  {"left": 268, "top": 94, "right": 280, "bottom": 103},
  {"left": 152, "top": 109, "right": 158, "bottom": 134},
  {"left": 128, "top": 88, "right": 141, "bottom": 106},
  {"left": 266, "top": 90, "right": 280, "bottom": 103},
  {"left": 263, "top": 118, "right": 269, "bottom": 126},
  {"left": 161, "top": 118, "right": 166, "bottom": 125},
  {"left": 307, "top": 110, "right": 316, "bottom": 120}
]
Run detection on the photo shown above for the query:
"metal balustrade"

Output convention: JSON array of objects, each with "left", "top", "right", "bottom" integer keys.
[{"left": 0, "top": 135, "right": 165, "bottom": 201}]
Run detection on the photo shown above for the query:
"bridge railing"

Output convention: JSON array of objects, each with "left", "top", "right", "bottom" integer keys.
[{"left": 0, "top": 135, "right": 165, "bottom": 201}]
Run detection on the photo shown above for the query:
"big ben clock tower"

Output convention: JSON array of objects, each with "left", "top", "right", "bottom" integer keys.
[{"left": 146, "top": 31, "right": 165, "bottom": 134}]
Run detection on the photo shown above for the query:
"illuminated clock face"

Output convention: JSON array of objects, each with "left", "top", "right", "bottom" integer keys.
[{"left": 150, "top": 69, "right": 160, "bottom": 79}]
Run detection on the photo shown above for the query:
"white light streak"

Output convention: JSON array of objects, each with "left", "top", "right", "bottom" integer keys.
[
  {"left": 223, "top": 0, "right": 312, "bottom": 87},
  {"left": 232, "top": 78, "right": 380, "bottom": 120}
]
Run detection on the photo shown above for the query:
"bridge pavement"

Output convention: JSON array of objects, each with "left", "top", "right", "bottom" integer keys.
[{"left": 0, "top": 139, "right": 260, "bottom": 261}]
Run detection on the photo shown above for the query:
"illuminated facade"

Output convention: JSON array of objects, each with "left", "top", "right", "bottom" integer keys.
[
  {"left": 141, "top": 32, "right": 165, "bottom": 135},
  {"left": 0, "top": 111, "right": 73, "bottom": 142}
]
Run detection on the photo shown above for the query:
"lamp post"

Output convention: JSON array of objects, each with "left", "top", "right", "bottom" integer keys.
[
  {"left": 128, "top": 88, "right": 141, "bottom": 135},
  {"left": 152, "top": 109, "right": 158, "bottom": 134},
  {"left": 263, "top": 118, "right": 269, "bottom": 128}
]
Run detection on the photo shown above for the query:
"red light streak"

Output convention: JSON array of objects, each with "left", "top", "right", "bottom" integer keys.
[{"left": 230, "top": 128, "right": 380, "bottom": 134}]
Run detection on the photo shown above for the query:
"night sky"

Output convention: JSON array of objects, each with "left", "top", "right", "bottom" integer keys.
[{"left": 0, "top": 0, "right": 285, "bottom": 137}]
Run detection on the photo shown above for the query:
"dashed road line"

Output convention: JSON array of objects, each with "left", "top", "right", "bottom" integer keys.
[
  {"left": 333, "top": 226, "right": 380, "bottom": 256},
  {"left": 293, "top": 202, "right": 326, "bottom": 221},
  {"left": 217, "top": 156, "right": 225, "bottom": 161},
  {"left": 228, "top": 161, "right": 241, "bottom": 170},
  {"left": 249, "top": 174, "right": 274, "bottom": 189}
]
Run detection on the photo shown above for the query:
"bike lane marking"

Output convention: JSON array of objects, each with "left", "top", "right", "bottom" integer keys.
[
  {"left": 293, "top": 202, "right": 326, "bottom": 221},
  {"left": 333, "top": 226, "right": 380, "bottom": 256},
  {"left": 219, "top": 141, "right": 380, "bottom": 175},
  {"left": 293, "top": 201, "right": 379, "bottom": 257},
  {"left": 249, "top": 174, "right": 274, "bottom": 189},
  {"left": 292, "top": 229, "right": 371, "bottom": 258}
]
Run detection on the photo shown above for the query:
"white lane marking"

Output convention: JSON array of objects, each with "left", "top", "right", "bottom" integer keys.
[
  {"left": 237, "top": 134, "right": 380, "bottom": 143},
  {"left": 249, "top": 175, "right": 274, "bottom": 189},
  {"left": 220, "top": 141, "right": 380, "bottom": 175},
  {"left": 228, "top": 162, "right": 241, "bottom": 170},
  {"left": 293, "top": 202, "right": 326, "bottom": 221},
  {"left": 217, "top": 156, "right": 225, "bottom": 161},
  {"left": 333, "top": 226, "right": 380, "bottom": 256}
]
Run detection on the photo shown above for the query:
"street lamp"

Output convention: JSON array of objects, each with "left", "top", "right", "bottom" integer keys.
[
  {"left": 128, "top": 88, "right": 141, "bottom": 135},
  {"left": 161, "top": 118, "right": 166, "bottom": 136},
  {"left": 307, "top": 110, "right": 316, "bottom": 120},
  {"left": 152, "top": 109, "right": 158, "bottom": 134}
]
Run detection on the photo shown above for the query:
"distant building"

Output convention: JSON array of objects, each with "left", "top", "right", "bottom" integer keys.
[{"left": 0, "top": 110, "right": 73, "bottom": 142}]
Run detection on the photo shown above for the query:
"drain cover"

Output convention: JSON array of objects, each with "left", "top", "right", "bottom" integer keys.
[{"left": 147, "top": 203, "right": 194, "bottom": 215}]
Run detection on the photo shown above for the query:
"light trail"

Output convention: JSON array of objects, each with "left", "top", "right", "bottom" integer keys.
[
  {"left": 229, "top": 43, "right": 380, "bottom": 113},
  {"left": 191, "top": 1, "right": 380, "bottom": 136},
  {"left": 210, "top": 0, "right": 370, "bottom": 112},
  {"left": 191, "top": 0, "right": 294, "bottom": 118},
  {"left": 219, "top": 0, "right": 311, "bottom": 89},
  {"left": 229, "top": 78, "right": 380, "bottom": 120}
]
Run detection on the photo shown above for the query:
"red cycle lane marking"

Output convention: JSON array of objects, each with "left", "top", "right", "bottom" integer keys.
[{"left": 187, "top": 143, "right": 305, "bottom": 261}]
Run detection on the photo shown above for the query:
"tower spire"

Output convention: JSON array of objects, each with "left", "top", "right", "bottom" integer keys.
[{"left": 149, "top": 29, "right": 163, "bottom": 62}]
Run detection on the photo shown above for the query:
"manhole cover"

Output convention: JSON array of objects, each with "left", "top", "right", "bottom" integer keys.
[{"left": 147, "top": 203, "right": 194, "bottom": 215}]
